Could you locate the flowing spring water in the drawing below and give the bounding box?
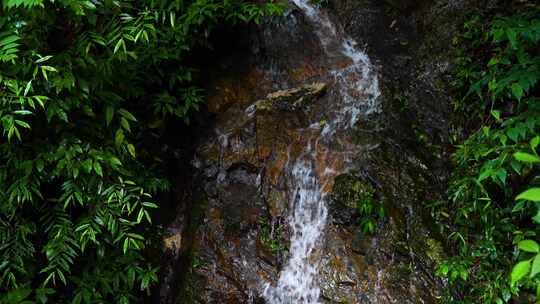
[262,1,381,303]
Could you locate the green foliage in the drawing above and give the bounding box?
[432,7,540,303]
[332,174,385,234]
[0,0,282,302]
[258,216,287,254]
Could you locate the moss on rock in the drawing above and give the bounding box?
[254,82,327,113]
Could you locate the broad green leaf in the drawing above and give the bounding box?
[108,156,122,166]
[532,136,540,150]
[511,259,531,285]
[511,159,522,174]
[511,83,523,101]
[127,144,136,158]
[534,210,540,224]
[81,159,93,173]
[495,168,507,184]
[518,240,540,253]
[531,254,540,278]
[478,169,492,182]
[120,117,130,132]
[83,0,96,9]
[93,162,103,177]
[115,129,125,147]
[499,134,508,146]
[118,108,137,121]
[507,128,519,143]
[513,200,525,212]
[514,152,540,163]
[516,188,540,202]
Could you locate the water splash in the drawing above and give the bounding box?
[263,1,380,303]
[264,156,328,304]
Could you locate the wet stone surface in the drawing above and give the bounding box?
[154,0,484,302]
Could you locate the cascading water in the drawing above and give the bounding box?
[262,1,381,303]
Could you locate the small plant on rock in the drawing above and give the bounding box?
[332,174,385,234]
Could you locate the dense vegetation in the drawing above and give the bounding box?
[2,0,539,302]
[0,0,281,302]
[432,5,540,303]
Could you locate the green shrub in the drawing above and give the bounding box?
[434,7,540,303]
[0,0,282,302]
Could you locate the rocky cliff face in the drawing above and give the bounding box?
[158,1,484,303]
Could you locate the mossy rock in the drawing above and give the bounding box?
[330,174,380,226]
[331,173,375,209]
[424,237,444,265]
[351,230,372,255]
[254,82,327,114]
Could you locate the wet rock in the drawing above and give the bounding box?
[254,82,327,113]
[319,218,442,304]
[158,0,479,301]
[162,232,183,256]
[189,79,329,302]
[319,227,366,304]
[265,189,288,218]
[351,231,371,255]
[206,69,268,114]
[329,173,378,226]
[198,81,328,174]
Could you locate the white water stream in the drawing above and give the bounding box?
[262,1,381,303]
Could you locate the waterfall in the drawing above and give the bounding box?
[262,1,381,303]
